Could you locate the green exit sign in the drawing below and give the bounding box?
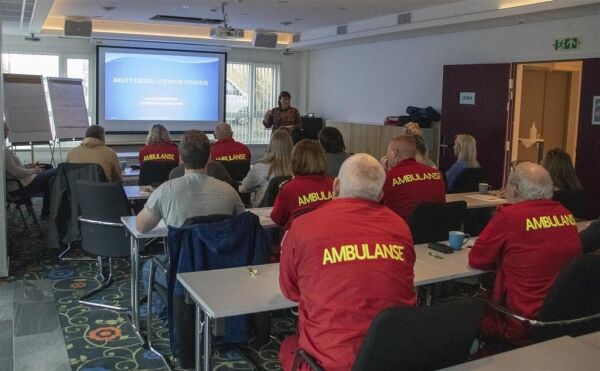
[554,37,580,51]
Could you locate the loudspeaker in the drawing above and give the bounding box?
[253,31,278,48]
[64,18,92,37]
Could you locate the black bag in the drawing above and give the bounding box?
[406,106,441,121]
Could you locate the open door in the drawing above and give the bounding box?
[575,58,600,218]
[440,64,512,189]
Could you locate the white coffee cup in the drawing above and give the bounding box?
[478,183,491,194]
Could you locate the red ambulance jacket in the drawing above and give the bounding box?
[382,158,446,220]
[138,143,179,164]
[279,198,416,371]
[270,175,334,230]
[469,200,581,339]
[210,137,251,162]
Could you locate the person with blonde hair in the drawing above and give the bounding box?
[271,139,334,230]
[240,129,293,207]
[445,134,480,192]
[138,124,179,165]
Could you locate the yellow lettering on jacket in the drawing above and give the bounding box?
[525,214,576,231]
[297,191,333,206]
[392,172,441,187]
[322,243,405,265]
[143,153,175,161]
[215,154,247,161]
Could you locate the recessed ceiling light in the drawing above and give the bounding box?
[102,6,116,11]
[182,5,190,9]
[281,21,292,26]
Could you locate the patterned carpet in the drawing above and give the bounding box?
[3,200,297,370]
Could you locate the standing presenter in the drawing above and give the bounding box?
[263,91,303,132]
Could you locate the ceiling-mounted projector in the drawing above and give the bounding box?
[210,26,244,39]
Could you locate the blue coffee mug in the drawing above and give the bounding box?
[448,231,470,250]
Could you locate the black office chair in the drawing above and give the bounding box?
[258,175,292,207]
[293,298,485,371]
[449,168,485,193]
[486,254,600,343]
[408,201,467,244]
[139,161,178,187]
[75,180,132,311]
[146,214,231,370]
[552,189,587,220]
[217,159,251,182]
[6,178,41,232]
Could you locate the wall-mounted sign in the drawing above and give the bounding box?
[554,37,580,51]
[459,92,475,105]
[593,96,600,125]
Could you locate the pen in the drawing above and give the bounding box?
[428,252,444,259]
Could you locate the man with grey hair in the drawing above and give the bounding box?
[279,153,416,370]
[469,162,581,344]
[210,122,251,162]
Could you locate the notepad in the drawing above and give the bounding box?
[466,194,504,202]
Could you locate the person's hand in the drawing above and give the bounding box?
[380,155,391,171]
[31,165,43,174]
[264,109,273,121]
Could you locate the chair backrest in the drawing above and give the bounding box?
[75,180,131,258]
[449,167,485,193]
[534,254,600,340]
[167,211,272,368]
[408,201,467,244]
[217,159,250,182]
[258,175,292,207]
[183,214,231,226]
[552,189,587,219]
[47,162,107,248]
[139,161,178,186]
[352,298,485,371]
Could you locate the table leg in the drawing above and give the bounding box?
[204,313,212,371]
[129,234,145,344]
[196,304,202,371]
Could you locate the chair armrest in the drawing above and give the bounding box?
[78,217,124,228]
[292,349,324,371]
[484,299,600,327]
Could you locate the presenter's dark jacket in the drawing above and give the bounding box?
[263,107,303,130]
[382,158,446,220]
[469,200,581,342]
[270,175,333,230]
[139,143,179,164]
[580,219,600,254]
[279,198,416,371]
[210,137,251,162]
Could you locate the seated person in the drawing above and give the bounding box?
[270,139,334,230]
[445,134,480,192]
[66,125,122,182]
[469,162,581,344]
[541,148,582,192]
[239,129,293,207]
[381,135,446,220]
[318,126,350,177]
[138,124,179,165]
[211,122,251,162]
[4,125,57,216]
[279,153,416,371]
[137,130,245,316]
[411,134,437,168]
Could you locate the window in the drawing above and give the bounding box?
[67,58,90,113]
[227,62,280,144]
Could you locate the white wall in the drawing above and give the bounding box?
[306,14,600,124]
[1,35,303,119]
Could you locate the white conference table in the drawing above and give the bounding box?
[177,241,486,371]
[442,336,600,370]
